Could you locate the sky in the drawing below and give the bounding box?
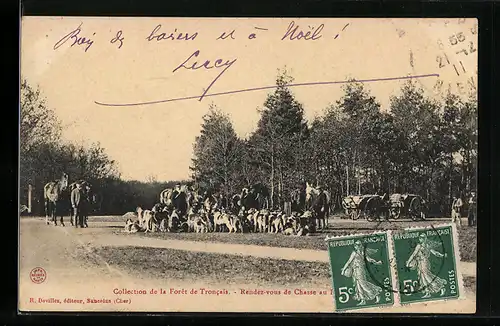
[21,17,477,182]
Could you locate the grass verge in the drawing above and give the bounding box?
[121,225,476,262]
[80,245,476,293]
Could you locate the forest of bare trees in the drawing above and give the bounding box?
[190,71,477,215]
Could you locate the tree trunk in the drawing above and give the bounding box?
[346,165,350,195]
[270,147,275,210]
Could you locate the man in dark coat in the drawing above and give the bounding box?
[467,190,477,227]
[71,183,84,228]
[312,185,329,230]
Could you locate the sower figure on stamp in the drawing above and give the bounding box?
[451,192,463,227]
[341,240,383,306]
[406,233,447,299]
[71,183,84,228]
[467,190,477,227]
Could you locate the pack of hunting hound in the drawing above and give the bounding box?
[122,183,428,236]
[40,174,428,235]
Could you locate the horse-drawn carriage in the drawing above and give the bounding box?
[342,193,426,221]
[342,195,378,220]
[388,193,427,221]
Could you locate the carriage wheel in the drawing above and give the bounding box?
[366,211,378,222]
[365,207,378,222]
[364,197,380,222]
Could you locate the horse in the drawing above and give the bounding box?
[159,188,173,207]
[305,182,330,231]
[44,173,69,226]
[240,183,270,211]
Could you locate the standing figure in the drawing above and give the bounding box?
[467,190,477,227]
[71,183,84,228]
[80,182,91,228]
[451,193,463,227]
[43,173,69,226]
[341,240,383,306]
[405,233,447,299]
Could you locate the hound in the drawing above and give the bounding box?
[202,212,214,232]
[142,209,156,233]
[228,215,243,233]
[168,209,182,232]
[296,225,310,236]
[256,210,270,233]
[159,218,168,232]
[123,218,142,233]
[136,207,145,227]
[193,216,208,233]
[270,213,284,234]
[251,210,261,232]
[213,211,233,232]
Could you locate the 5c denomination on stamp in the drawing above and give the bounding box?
[392,224,462,304]
[326,232,395,311]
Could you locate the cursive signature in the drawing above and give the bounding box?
[172,50,237,101]
[53,23,94,52]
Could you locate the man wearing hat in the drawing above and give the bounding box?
[467,190,477,227]
[71,182,84,228]
[313,185,329,230]
[451,192,463,227]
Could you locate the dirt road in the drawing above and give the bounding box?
[19,218,476,313]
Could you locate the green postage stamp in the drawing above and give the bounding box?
[326,232,395,311]
[392,224,464,305]
[326,223,464,311]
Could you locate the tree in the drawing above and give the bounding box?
[247,69,309,208]
[19,78,120,214]
[190,105,245,198]
[336,81,384,194]
[20,78,61,155]
[389,80,461,213]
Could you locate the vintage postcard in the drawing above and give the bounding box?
[19,17,477,313]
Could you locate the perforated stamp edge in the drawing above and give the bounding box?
[325,230,399,311]
[389,222,466,306]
